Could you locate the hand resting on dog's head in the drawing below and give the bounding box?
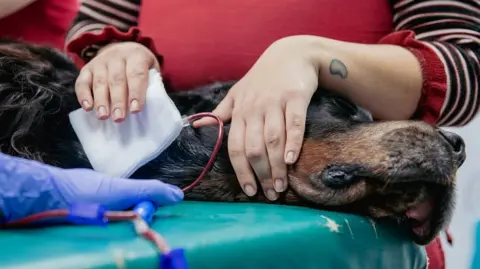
[0,38,466,245]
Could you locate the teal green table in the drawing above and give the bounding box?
[0,202,427,269]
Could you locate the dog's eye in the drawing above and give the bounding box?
[334,98,358,115]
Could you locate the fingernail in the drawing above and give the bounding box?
[274,179,285,192]
[130,99,140,113]
[82,100,90,110]
[266,189,278,201]
[97,106,107,119]
[243,184,256,196]
[286,151,295,164]
[113,108,123,121]
[168,185,184,199]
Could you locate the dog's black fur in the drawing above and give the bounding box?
[0,39,466,245]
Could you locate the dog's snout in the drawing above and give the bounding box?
[439,130,465,153]
[438,130,466,165]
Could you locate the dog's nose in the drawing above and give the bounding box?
[438,129,466,165]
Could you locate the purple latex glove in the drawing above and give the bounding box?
[0,152,184,223]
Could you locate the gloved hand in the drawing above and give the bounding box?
[0,152,184,223]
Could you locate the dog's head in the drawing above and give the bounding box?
[289,92,465,245]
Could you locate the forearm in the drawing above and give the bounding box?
[302,36,423,121]
[0,0,37,19]
[304,0,480,125]
[380,0,479,126]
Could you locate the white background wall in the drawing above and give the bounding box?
[443,117,480,269]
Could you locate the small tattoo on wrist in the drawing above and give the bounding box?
[329,59,348,79]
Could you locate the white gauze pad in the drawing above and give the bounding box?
[68,69,184,178]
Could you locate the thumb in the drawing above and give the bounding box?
[106,178,184,210]
[193,95,234,128]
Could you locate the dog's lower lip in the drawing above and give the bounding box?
[406,197,434,222]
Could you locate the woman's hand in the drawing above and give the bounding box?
[195,34,424,201]
[195,36,322,201]
[75,42,160,122]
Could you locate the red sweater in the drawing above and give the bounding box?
[0,0,78,50]
[65,1,480,268]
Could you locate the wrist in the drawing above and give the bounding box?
[96,42,119,56]
[278,36,344,96]
[95,42,160,70]
[274,35,331,70]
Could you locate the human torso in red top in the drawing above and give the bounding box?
[0,0,78,50]
[139,2,445,267]
[139,0,393,91]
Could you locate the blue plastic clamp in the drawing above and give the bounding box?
[67,203,107,226]
[133,201,156,224]
[159,248,189,269]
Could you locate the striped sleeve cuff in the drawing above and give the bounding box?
[66,26,162,66]
[426,41,480,126]
[65,0,142,63]
[388,0,480,126]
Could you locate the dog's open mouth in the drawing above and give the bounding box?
[367,182,453,245]
[405,196,435,242]
[402,184,454,245]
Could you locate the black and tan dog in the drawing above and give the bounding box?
[0,39,466,245]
